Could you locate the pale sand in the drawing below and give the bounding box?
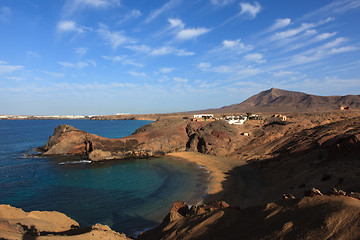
[167,152,246,197]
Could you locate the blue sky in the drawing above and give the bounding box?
[0,0,360,115]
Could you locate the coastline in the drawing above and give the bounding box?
[166,152,246,204]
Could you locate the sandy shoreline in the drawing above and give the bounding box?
[167,152,247,203]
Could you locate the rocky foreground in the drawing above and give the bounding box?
[3,110,360,239]
[2,189,360,240]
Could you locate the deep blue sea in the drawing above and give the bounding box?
[0,120,208,236]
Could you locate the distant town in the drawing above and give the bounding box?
[0,115,92,120]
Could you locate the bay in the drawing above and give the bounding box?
[0,119,208,236]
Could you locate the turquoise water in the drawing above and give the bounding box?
[0,120,208,236]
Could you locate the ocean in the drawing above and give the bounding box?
[0,119,208,236]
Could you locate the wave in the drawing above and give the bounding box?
[58,160,92,165]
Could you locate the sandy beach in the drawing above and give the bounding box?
[167,152,265,207]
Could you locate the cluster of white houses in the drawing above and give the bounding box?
[192,113,260,125]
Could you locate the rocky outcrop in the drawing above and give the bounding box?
[38,124,145,161]
[138,194,360,240]
[185,120,249,156]
[38,119,195,161]
[0,205,130,240]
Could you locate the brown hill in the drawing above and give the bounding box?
[200,88,360,113]
[138,195,360,240]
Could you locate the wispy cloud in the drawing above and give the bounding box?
[268,18,291,32]
[209,38,253,57]
[126,44,194,56]
[118,9,142,24]
[159,67,174,73]
[128,71,146,77]
[270,23,315,41]
[211,0,235,7]
[58,60,96,68]
[289,38,357,65]
[102,55,143,67]
[302,0,360,20]
[0,62,23,75]
[177,28,210,40]
[42,71,65,78]
[26,51,41,59]
[0,6,11,22]
[57,20,89,33]
[63,0,121,17]
[239,2,261,19]
[145,0,181,23]
[168,18,211,41]
[97,23,135,49]
[244,53,266,63]
[74,47,88,57]
[173,77,188,83]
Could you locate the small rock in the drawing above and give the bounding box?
[348,192,360,200]
[328,188,346,196]
[304,188,323,197]
[282,194,296,200]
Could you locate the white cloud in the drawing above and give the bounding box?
[159,67,174,73]
[177,28,210,40]
[126,44,194,56]
[168,18,185,29]
[151,46,174,56]
[0,62,24,75]
[244,53,265,63]
[211,0,235,6]
[168,18,210,41]
[272,71,294,78]
[26,51,41,58]
[102,55,143,67]
[128,71,146,77]
[173,77,188,83]
[239,2,261,19]
[289,38,358,65]
[57,20,87,33]
[97,23,135,49]
[118,9,142,24]
[0,6,11,22]
[58,61,75,68]
[175,49,195,56]
[314,32,337,41]
[198,62,211,70]
[268,18,291,31]
[43,71,65,78]
[145,0,181,23]
[58,60,96,68]
[74,47,88,57]
[219,38,253,52]
[302,0,360,20]
[63,0,121,17]
[126,44,151,53]
[270,23,315,41]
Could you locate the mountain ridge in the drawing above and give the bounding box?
[198,88,360,113]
